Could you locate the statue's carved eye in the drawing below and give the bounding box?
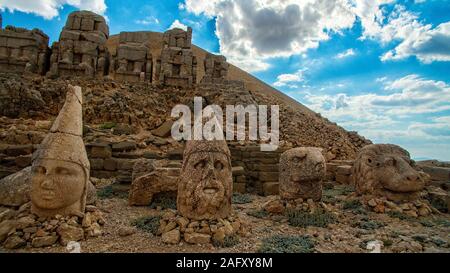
[55,167,70,175]
[194,159,206,170]
[214,160,224,170]
[33,166,46,175]
[315,163,323,171]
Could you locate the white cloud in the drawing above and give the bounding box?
[168,19,188,31]
[0,0,107,20]
[335,48,355,59]
[182,0,356,72]
[381,21,450,63]
[273,69,306,88]
[295,75,450,159]
[135,16,159,26]
[181,0,450,69]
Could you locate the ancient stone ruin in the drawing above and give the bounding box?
[177,139,233,220]
[202,53,228,83]
[0,25,49,75]
[351,144,428,202]
[110,32,152,82]
[156,27,197,87]
[279,147,325,201]
[30,85,89,218]
[47,11,109,78]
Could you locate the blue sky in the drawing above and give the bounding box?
[1,0,450,160]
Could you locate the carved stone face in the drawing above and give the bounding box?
[177,142,232,220]
[279,147,325,201]
[351,144,428,201]
[30,159,86,212]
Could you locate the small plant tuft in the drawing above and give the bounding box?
[132,215,161,235]
[247,209,269,219]
[356,220,384,230]
[100,122,117,129]
[285,209,336,228]
[232,193,253,204]
[258,235,315,253]
[213,234,240,248]
[149,194,177,210]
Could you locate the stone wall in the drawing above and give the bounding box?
[325,160,354,184]
[228,143,287,196]
[201,53,228,84]
[156,27,197,88]
[0,26,49,75]
[47,11,109,78]
[110,32,152,82]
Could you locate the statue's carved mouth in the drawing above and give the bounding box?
[203,187,219,194]
[41,190,55,200]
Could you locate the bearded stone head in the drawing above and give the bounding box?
[279,147,325,201]
[177,140,232,220]
[351,144,428,202]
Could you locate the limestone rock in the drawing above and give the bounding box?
[0,220,17,243]
[57,223,84,246]
[0,166,31,206]
[31,235,58,247]
[3,235,26,249]
[118,226,136,237]
[184,232,211,244]
[162,229,180,244]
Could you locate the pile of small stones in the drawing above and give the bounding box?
[263,196,332,214]
[0,203,105,249]
[158,209,249,245]
[364,197,433,217]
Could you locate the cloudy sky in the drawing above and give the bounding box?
[1,0,449,160]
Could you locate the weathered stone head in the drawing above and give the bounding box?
[30,85,89,217]
[177,140,232,220]
[279,147,325,201]
[351,144,428,201]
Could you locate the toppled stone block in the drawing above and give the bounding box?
[0,25,50,74]
[201,53,228,83]
[110,31,152,82]
[47,11,109,78]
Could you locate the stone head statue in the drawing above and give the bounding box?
[30,85,89,217]
[351,144,428,201]
[279,147,325,201]
[177,139,232,220]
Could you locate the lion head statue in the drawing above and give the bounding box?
[350,144,429,202]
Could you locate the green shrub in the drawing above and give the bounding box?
[356,220,384,230]
[387,211,413,221]
[97,185,114,199]
[149,194,177,210]
[213,234,240,248]
[97,185,128,199]
[247,210,269,218]
[100,122,117,129]
[132,215,161,235]
[285,209,336,228]
[382,239,393,247]
[343,199,363,210]
[427,197,448,213]
[323,185,354,200]
[258,235,315,253]
[232,193,253,204]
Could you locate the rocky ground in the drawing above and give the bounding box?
[2,182,448,253]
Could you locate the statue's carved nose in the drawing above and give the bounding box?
[406,174,419,182]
